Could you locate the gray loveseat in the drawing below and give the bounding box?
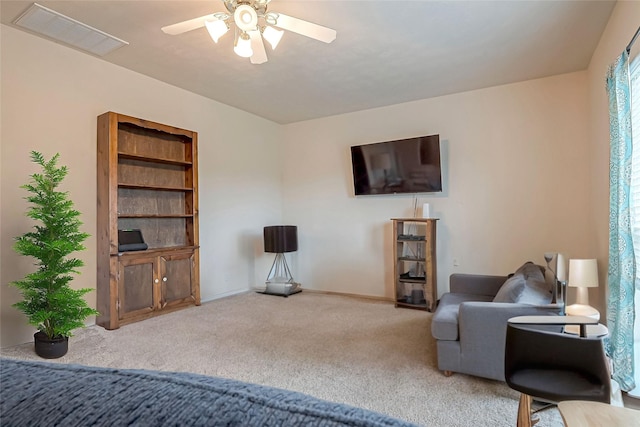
[431,262,562,381]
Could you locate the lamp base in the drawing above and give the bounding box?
[564,304,601,335]
[259,281,302,297]
[565,304,599,320]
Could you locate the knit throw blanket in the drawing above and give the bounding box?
[0,358,417,427]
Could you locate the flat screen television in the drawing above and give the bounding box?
[350,134,442,196]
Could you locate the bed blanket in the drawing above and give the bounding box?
[0,358,417,427]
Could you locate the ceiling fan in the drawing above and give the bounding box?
[161,0,337,64]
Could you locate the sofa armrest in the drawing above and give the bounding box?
[460,302,562,334]
[457,302,562,381]
[449,274,508,297]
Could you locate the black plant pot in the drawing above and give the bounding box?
[34,331,68,359]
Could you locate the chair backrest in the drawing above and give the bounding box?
[504,324,611,404]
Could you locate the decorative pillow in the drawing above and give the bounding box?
[543,268,558,300]
[493,273,525,303]
[514,261,552,305]
[514,261,546,282]
[493,262,552,304]
[518,277,553,305]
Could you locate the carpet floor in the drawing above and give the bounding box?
[0,291,564,426]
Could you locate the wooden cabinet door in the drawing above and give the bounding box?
[160,251,196,309]
[118,255,158,321]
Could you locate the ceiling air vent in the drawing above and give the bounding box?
[13,3,128,56]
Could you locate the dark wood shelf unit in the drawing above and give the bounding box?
[118,183,195,191]
[118,152,193,166]
[97,112,200,330]
[398,278,426,284]
[391,218,438,312]
[117,245,199,257]
[118,214,194,219]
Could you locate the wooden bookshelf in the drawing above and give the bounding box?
[391,218,438,312]
[96,112,200,329]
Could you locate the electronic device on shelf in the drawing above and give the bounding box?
[118,229,148,252]
[397,234,426,241]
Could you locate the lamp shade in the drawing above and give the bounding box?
[264,225,297,253]
[263,26,283,50]
[568,259,599,288]
[205,19,229,43]
[556,253,566,281]
[234,32,253,58]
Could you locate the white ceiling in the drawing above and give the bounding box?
[1,1,616,124]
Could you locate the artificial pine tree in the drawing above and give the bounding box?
[10,151,99,344]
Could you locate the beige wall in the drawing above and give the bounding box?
[0,25,284,347]
[281,72,591,299]
[587,0,640,317]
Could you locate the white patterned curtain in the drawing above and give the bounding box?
[606,49,636,392]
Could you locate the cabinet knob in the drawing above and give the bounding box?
[163,277,168,282]
[154,278,159,284]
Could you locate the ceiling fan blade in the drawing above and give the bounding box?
[270,13,336,43]
[161,14,217,35]
[249,30,268,64]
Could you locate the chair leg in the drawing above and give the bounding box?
[443,370,453,377]
[517,394,532,427]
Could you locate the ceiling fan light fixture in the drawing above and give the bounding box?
[264,12,278,26]
[234,5,258,32]
[234,31,253,58]
[262,26,283,50]
[163,0,337,64]
[205,19,229,43]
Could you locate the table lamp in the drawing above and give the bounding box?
[565,259,600,320]
[262,225,302,297]
[544,252,567,311]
